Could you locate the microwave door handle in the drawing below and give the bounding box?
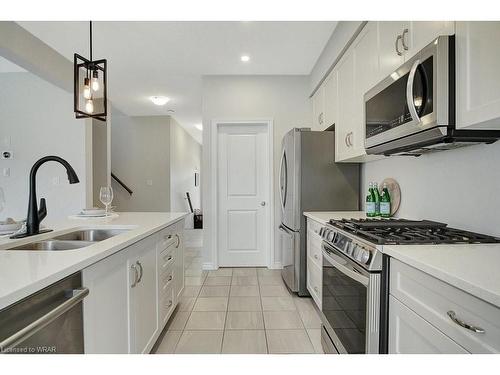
[406,59,421,124]
[322,245,369,286]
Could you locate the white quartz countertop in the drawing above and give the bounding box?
[0,212,188,310]
[303,211,367,224]
[382,243,500,309]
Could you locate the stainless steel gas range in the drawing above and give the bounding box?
[318,218,500,354]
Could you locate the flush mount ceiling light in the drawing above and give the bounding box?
[150,96,170,106]
[195,124,203,131]
[240,55,250,62]
[74,21,107,121]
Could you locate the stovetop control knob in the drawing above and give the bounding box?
[360,249,371,264]
[327,231,335,242]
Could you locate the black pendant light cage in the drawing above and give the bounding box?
[74,22,107,121]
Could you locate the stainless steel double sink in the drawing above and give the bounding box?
[6,229,130,251]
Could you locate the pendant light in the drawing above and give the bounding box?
[74,21,107,121]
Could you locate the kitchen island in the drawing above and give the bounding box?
[0,212,188,310]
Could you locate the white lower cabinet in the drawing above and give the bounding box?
[306,218,322,309]
[128,237,158,354]
[389,295,468,354]
[389,258,500,354]
[82,219,185,353]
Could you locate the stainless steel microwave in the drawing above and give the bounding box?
[364,35,500,156]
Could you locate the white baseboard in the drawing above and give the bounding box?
[269,262,282,270]
[202,262,217,271]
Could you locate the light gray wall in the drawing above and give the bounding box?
[202,75,311,269]
[309,21,364,94]
[0,72,86,223]
[111,111,171,212]
[92,118,109,207]
[170,116,202,226]
[361,142,500,237]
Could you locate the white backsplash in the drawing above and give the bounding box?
[361,140,500,237]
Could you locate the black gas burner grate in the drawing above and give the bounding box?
[329,218,500,245]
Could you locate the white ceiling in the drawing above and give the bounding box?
[17,21,337,143]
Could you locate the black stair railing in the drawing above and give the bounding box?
[111,172,133,195]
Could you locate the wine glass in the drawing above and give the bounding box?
[99,186,114,216]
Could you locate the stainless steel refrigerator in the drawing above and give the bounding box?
[279,128,359,296]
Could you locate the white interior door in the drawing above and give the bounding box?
[218,123,270,267]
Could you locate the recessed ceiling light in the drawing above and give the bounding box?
[195,124,203,131]
[240,55,250,62]
[150,96,170,106]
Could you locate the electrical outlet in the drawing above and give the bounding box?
[146,179,153,186]
[3,168,10,177]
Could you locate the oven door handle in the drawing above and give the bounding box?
[322,244,369,287]
[406,59,421,124]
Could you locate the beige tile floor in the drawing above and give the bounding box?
[154,232,324,354]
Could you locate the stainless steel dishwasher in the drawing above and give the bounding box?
[0,272,88,354]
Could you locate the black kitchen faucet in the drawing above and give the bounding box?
[10,156,80,239]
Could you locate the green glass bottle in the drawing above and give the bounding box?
[366,182,376,217]
[373,182,381,217]
[380,182,391,218]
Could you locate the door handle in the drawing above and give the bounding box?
[260,201,266,207]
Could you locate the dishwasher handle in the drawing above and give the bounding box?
[0,287,89,353]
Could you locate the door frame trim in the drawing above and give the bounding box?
[210,119,274,269]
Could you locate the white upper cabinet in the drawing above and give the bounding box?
[323,69,338,129]
[378,21,454,80]
[406,22,455,59]
[456,22,500,129]
[336,22,384,162]
[378,21,407,79]
[311,85,325,131]
[314,21,463,162]
[336,50,356,162]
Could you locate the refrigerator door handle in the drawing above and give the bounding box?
[279,223,292,235]
[279,149,287,214]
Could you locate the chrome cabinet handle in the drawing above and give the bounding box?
[131,264,139,287]
[136,261,143,284]
[345,132,353,147]
[175,234,180,248]
[0,287,89,353]
[318,112,324,125]
[447,311,485,333]
[164,255,173,263]
[401,28,409,51]
[395,35,403,56]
